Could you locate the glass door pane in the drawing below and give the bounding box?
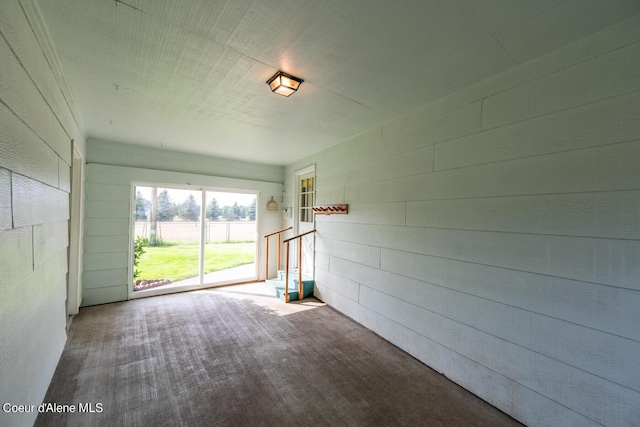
[133,186,202,292]
[203,191,257,285]
[299,176,314,223]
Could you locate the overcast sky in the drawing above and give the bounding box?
[135,186,256,207]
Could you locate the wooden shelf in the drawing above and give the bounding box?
[312,204,348,215]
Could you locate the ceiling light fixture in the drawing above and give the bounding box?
[266,71,303,97]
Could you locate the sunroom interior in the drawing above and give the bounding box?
[1,0,639,426]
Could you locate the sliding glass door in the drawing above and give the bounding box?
[202,191,256,285]
[132,185,257,295]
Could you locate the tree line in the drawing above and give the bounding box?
[135,190,256,221]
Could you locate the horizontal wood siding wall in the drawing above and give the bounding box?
[285,16,640,427]
[83,144,284,306]
[0,1,85,426]
[88,138,284,184]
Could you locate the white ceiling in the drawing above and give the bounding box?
[36,0,640,166]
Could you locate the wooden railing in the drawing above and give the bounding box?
[263,226,292,281]
[282,229,316,303]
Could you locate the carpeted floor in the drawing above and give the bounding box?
[35,283,522,426]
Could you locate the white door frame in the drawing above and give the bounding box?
[293,165,315,276]
[67,144,84,316]
[293,165,315,235]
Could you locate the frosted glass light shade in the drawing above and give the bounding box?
[266,71,303,97]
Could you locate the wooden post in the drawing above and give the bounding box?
[265,237,269,281]
[277,234,282,273]
[285,242,290,303]
[298,237,303,300]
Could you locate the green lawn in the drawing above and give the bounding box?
[137,242,255,281]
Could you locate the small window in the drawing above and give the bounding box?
[299,175,314,223]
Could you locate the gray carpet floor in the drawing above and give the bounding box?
[35,283,522,426]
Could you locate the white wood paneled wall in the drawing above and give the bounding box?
[0,1,85,426]
[285,16,640,427]
[88,138,285,184]
[83,143,284,306]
